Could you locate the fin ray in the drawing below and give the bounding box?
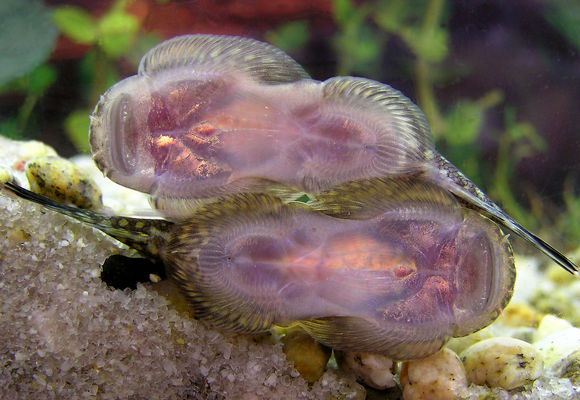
[429,157,579,275]
[309,175,461,220]
[164,192,292,333]
[1,182,172,258]
[299,317,449,360]
[138,34,310,84]
[321,76,435,173]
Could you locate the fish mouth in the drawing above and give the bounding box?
[107,93,136,176]
[89,75,147,187]
[89,92,136,181]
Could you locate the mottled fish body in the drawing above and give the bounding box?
[2,181,514,359]
[89,35,432,213]
[88,34,577,274]
[4,33,574,361]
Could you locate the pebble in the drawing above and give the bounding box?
[499,302,543,328]
[533,314,573,342]
[551,350,580,385]
[531,280,580,327]
[445,326,494,355]
[320,371,367,400]
[281,327,331,383]
[534,327,580,368]
[0,166,18,185]
[460,337,544,390]
[400,348,468,400]
[335,350,396,390]
[25,155,102,210]
[507,327,537,343]
[546,263,578,285]
[19,140,57,160]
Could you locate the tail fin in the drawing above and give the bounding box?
[2,182,173,258]
[430,156,579,275]
[493,214,578,275]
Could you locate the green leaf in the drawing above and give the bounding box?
[265,20,310,52]
[294,194,310,203]
[0,118,21,139]
[52,6,97,44]
[97,9,140,58]
[333,0,357,27]
[374,0,409,32]
[401,26,448,62]
[26,64,57,96]
[504,108,546,149]
[125,33,163,67]
[444,100,484,146]
[546,0,580,51]
[334,21,382,75]
[0,0,58,86]
[0,63,56,95]
[64,110,91,153]
[79,49,120,100]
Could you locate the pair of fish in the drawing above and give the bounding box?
[3,34,577,360]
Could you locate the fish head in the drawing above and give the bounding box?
[89,69,239,198]
[88,34,312,213]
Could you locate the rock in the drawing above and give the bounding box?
[460,337,544,390]
[335,350,396,390]
[445,326,495,355]
[317,370,367,400]
[531,280,580,327]
[546,263,578,285]
[0,138,365,399]
[507,327,537,343]
[0,166,18,184]
[534,314,573,342]
[499,302,543,328]
[25,155,103,210]
[400,348,468,400]
[551,350,580,385]
[534,327,580,368]
[17,140,58,160]
[282,327,332,383]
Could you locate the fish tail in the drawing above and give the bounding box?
[2,182,172,258]
[506,219,578,275]
[431,156,578,275]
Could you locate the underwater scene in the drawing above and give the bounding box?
[0,0,579,399]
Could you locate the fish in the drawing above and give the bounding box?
[89,35,432,212]
[1,180,514,360]
[88,34,578,274]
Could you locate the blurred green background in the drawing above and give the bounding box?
[1,0,579,253]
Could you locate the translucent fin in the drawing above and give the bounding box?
[428,156,579,275]
[138,34,311,84]
[163,192,291,333]
[151,178,304,218]
[479,205,578,275]
[309,175,460,220]
[176,274,278,334]
[321,76,435,168]
[299,317,450,360]
[1,182,172,258]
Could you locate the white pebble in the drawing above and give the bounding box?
[534,327,580,368]
[335,351,396,390]
[400,348,468,400]
[445,326,495,355]
[460,337,544,390]
[533,314,573,342]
